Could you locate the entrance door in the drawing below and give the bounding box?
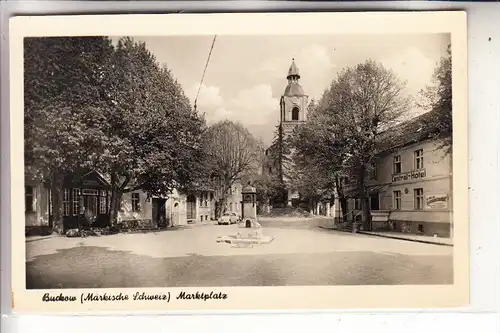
[172,202,180,226]
[83,195,98,215]
[186,195,196,220]
[152,198,167,228]
[370,194,380,211]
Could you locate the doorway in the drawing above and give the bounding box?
[83,195,98,216]
[152,198,167,228]
[186,194,196,221]
[370,193,380,211]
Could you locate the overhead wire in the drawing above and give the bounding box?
[194,35,217,113]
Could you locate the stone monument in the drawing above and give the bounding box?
[216,182,274,247]
[241,183,257,228]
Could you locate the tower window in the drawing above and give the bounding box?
[291,107,299,121]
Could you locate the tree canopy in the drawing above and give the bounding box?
[201,120,262,217]
[24,36,207,229]
[417,45,452,155]
[292,60,412,227]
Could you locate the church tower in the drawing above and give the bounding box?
[276,59,309,206]
[279,59,309,136]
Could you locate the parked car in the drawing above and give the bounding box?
[217,212,240,225]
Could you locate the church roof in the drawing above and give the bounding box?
[284,82,305,97]
[287,59,300,79]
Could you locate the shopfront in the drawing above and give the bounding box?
[61,170,111,230]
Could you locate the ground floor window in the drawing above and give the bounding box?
[25,186,34,212]
[63,188,70,216]
[131,193,140,212]
[72,188,80,215]
[393,190,402,210]
[354,198,362,210]
[414,188,424,210]
[99,196,107,214]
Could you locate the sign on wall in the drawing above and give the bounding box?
[392,169,426,182]
[425,194,448,209]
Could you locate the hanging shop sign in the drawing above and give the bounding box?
[392,169,426,183]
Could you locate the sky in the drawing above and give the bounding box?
[128,34,450,145]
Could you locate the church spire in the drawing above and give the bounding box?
[287,58,300,80]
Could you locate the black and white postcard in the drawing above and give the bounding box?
[9,12,468,313]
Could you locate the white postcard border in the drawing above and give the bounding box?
[9,11,468,313]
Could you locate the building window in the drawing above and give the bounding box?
[203,193,208,207]
[229,202,233,211]
[414,149,424,170]
[414,188,424,210]
[393,155,402,174]
[291,106,299,120]
[131,193,140,212]
[63,188,70,216]
[72,188,80,216]
[25,186,34,212]
[343,176,349,185]
[354,198,362,210]
[99,196,107,214]
[393,190,402,210]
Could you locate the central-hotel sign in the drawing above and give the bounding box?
[392,169,426,182]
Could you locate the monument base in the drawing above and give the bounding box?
[216,234,274,247]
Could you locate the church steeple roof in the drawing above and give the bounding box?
[287,58,300,79]
[284,58,305,97]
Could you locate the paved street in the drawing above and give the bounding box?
[26,218,453,289]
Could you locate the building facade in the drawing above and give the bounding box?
[25,170,215,234]
[370,138,452,237]
[224,182,243,217]
[340,111,453,237]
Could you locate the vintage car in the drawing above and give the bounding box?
[217,212,240,225]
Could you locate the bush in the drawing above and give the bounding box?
[25,226,53,237]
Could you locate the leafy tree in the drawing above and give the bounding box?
[95,37,207,224]
[25,36,207,230]
[294,60,411,230]
[262,126,288,205]
[24,37,115,232]
[417,45,452,155]
[202,120,261,218]
[290,104,346,215]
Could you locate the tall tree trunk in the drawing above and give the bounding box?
[108,173,123,226]
[362,196,371,231]
[334,175,347,219]
[50,169,64,234]
[48,187,53,229]
[358,164,371,231]
[340,197,347,220]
